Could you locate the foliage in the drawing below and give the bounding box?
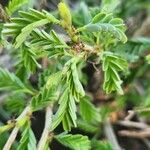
[101,0,120,13]
[80,96,101,122]
[6,0,29,15]
[31,86,57,111]
[78,12,127,47]
[17,123,36,150]
[30,29,67,58]
[101,52,128,94]
[3,94,26,115]
[0,0,150,150]
[3,8,59,48]
[146,54,150,64]
[55,133,91,150]
[91,140,113,150]
[21,45,41,73]
[0,67,32,94]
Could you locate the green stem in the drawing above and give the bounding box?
[135,108,150,113]
[77,26,86,32]
[23,88,36,95]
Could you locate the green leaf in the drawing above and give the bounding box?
[4,94,26,115]
[77,119,98,134]
[72,2,92,27]
[15,19,49,48]
[22,46,41,73]
[91,140,113,150]
[17,125,36,150]
[146,54,150,64]
[55,133,91,150]
[79,2,91,24]
[101,0,120,13]
[30,29,67,58]
[80,96,101,123]
[3,9,59,48]
[113,38,150,62]
[71,61,85,97]
[46,71,62,89]
[0,67,31,93]
[31,86,57,111]
[43,10,60,23]
[51,57,85,131]
[52,88,77,131]
[6,0,28,15]
[62,95,77,131]
[65,57,85,100]
[51,88,69,130]
[92,13,106,24]
[101,52,128,94]
[78,13,127,43]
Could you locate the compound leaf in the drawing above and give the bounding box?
[55,133,91,150]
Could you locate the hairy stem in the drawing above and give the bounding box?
[3,127,19,150]
[3,106,31,150]
[37,105,53,150]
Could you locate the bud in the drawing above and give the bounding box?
[58,2,72,28]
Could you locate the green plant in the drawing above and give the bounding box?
[1,0,150,150]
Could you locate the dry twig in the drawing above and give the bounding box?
[117,120,150,130]
[124,110,135,121]
[119,130,150,138]
[104,120,122,150]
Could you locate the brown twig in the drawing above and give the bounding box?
[119,110,150,148]
[137,114,150,149]
[117,120,150,130]
[119,130,150,138]
[124,110,135,121]
[87,60,99,72]
[104,120,122,150]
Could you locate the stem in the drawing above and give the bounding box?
[104,120,122,150]
[77,26,86,32]
[3,106,31,150]
[96,32,100,45]
[117,120,150,130]
[3,127,19,150]
[124,110,135,120]
[37,105,53,150]
[119,130,150,138]
[24,88,35,95]
[136,108,150,113]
